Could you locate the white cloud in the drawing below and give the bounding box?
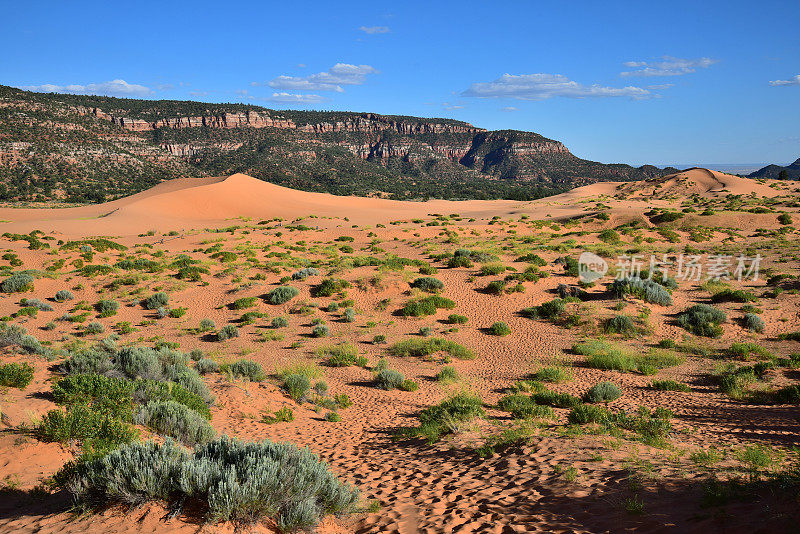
[268,92,328,104]
[501,106,518,112]
[620,56,717,77]
[20,79,153,97]
[442,102,464,110]
[155,83,175,91]
[769,74,800,86]
[359,25,390,34]
[258,63,379,92]
[647,83,675,90]
[462,73,651,100]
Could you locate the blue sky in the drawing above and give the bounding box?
[2,0,798,166]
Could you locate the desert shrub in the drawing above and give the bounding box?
[725,342,773,361]
[229,359,266,381]
[84,322,105,335]
[484,280,507,295]
[267,286,299,305]
[20,298,53,311]
[388,337,473,360]
[217,324,239,341]
[263,406,295,423]
[292,267,320,280]
[650,211,684,224]
[610,277,672,306]
[309,324,329,338]
[447,255,473,268]
[714,364,757,400]
[575,340,682,374]
[604,315,636,336]
[314,278,349,298]
[488,321,511,336]
[411,277,444,293]
[400,379,419,392]
[95,299,119,317]
[677,304,727,337]
[436,366,459,383]
[597,229,621,244]
[479,263,506,276]
[532,390,582,408]
[195,359,220,375]
[447,314,468,324]
[316,343,359,367]
[55,289,75,302]
[282,374,311,401]
[711,289,757,303]
[567,404,610,425]
[516,253,548,266]
[1,272,34,293]
[61,436,359,529]
[743,313,765,333]
[198,318,216,332]
[36,404,138,450]
[325,411,341,422]
[650,380,691,392]
[142,292,169,310]
[343,308,356,323]
[773,385,800,404]
[413,393,485,443]
[399,295,455,317]
[232,296,258,310]
[0,362,35,389]
[135,400,215,446]
[271,316,289,328]
[375,369,405,390]
[532,365,572,383]
[521,298,565,320]
[584,381,622,403]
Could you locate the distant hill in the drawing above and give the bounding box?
[748,158,800,180]
[0,85,677,203]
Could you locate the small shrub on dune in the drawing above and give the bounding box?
[291,267,320,280]
[216,324,239,341]
[282,374,311,402]
[266,286,299,305]
[725,342,773,361]
[21,298,53,311]
[436,365,459,383]
[36,404,138,449]
[388,337,474,360]
[604,315,636,336]
[714,364,756,400]
[84,322,105,335]
[1,272,34,293]
[448,255,473,268]
[95,299,119,318]
[375,369,405,390]
[263,406,294,423]
[448,314,468,325]
[484,280,507,295]
[575,340,682,374]
[231,296,258,310]
[411,277,444,293]
[677,304,726,338]
[611,277,672,306]
[412,392,485,443]
[271,316,289,328]
[400,295,456,317]
[325,411,342,422]
[316,343,360,367]
[311,324,330,338]
[711,289,757,304]
[134,400,215,446]
[0,362,35,389]
[55,289,74,302]
[584,381,622,403]
[229,359,266,381]
[568,404,610,425]
[314,278,349,298]
[496,394,554,419]
[195,358,219,375]
[532,365,573,383]
[479,263,506,276]
[343,308,356,323]
[198,318,216,332]
[532,390,582,408]
[488,322,511,336]
[142,292,169,310]
[521,298,566,321]
[743,313,765,333]
[60,436,359,530]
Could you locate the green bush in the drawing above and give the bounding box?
[198,318,216,332]
[95,299,119,317]
[343,308,356,323]
[604,315,636,336]
[375,369,405,390]
[283,373,311,401]
[488,321,511,336]
[55,289,74,302]
[134,400,215,446]
[217,324,239,341]
[677,304,727,337]
[311,324,330,338]
[568,404,609,424]
[743,313,765,333]
[711,289,757,303]
[325,411,342,422]
[584,381,622,403]
[411,277,444,293]
[650,380,691,392]
[266,286,299,304]
[36,404,138,450]
[575,340,683,374]
[229,359,266,381]
[195,359,219,375]
[0,362,35,389]
[400,295,456,317]
[610,277,672,306]
[496,394,554,419]
[84,322,105,335]
[479,263,506,276]
[726,342,773,361]
[532,390,582,408]
[521,298,565,321]
[447,314,468,324]
[1,272,34,293]
[413,393,485,443]
[231,296,258,310]
[436,366,458,383]
[62,436,359,529]
[142,292,169,310]
[532,365,572,383]
[271,316,289,328]
[316,343,358,367]
[388,337,473,360]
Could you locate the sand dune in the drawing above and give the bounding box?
[612,167,781,199]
